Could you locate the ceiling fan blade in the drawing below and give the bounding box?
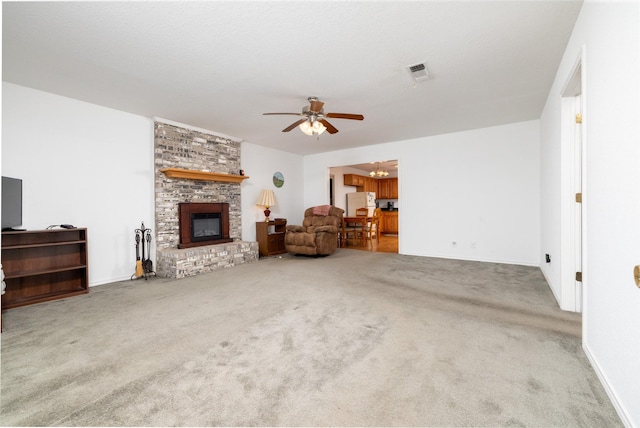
[263,112,304,116]
[325,113,364,120]
[319,119,339,134]
[282,119,307,132]
[309,100,324,113]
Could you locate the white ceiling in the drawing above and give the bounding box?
[2,1,582,156]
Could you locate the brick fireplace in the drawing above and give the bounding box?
[153,120,258,278]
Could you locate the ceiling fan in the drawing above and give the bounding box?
[263,96,364,135]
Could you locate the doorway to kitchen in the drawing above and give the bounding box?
[329,160,399,254]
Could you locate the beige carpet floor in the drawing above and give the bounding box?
[0,250,621,426]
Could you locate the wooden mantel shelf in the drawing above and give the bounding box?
[161,168,249,183]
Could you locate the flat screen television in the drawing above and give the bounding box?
[2,176,23,231]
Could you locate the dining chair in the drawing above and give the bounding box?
[344,207,367,246]
[355,207,368,217]
[364,208,381,245]
[341,224,358,247]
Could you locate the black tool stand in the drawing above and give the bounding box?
[131,222,156,280]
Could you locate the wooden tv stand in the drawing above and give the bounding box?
[1,228,89,309]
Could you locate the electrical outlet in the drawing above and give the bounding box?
[471,242,476,249]
[452,241,457,247]
[545,254,551,263]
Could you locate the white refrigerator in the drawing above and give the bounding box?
[346,192,376,216]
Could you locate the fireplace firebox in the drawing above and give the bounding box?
[178,202,232,248]
[191,213,221,241]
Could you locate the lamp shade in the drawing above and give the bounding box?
[256,189,276,208]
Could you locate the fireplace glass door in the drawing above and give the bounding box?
[191,213,221,242]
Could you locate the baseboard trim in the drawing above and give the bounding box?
[540,268,563,309]
[90,275,135,287]
[399,251,539,267]
[583,343,633,427]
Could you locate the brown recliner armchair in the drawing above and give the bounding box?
[285,205,344,256]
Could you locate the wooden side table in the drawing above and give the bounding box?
[256,219,287,257]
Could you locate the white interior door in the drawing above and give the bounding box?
[574,95,583,312]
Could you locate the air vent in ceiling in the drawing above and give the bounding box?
[406,62,430,82]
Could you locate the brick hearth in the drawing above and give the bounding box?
[156,241,257,279]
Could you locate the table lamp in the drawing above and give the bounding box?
[256,189,276,221]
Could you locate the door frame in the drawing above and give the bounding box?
[560,49,586,313]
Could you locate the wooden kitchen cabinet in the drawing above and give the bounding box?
[344,174,378,194]
[345,174,396,199]
[378,179,390,199]
[388,177,398,198]
[378,178,398,199]
[344,174,365,187]
[380,211,399,234]
[364,177,377,194]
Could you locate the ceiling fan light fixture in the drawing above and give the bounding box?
[264,97,362,136]
[299,120,326,136]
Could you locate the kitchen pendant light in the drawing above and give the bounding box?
[369,163,389,177]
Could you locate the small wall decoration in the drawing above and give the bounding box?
[273,171,284,188]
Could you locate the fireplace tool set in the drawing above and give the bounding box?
[131,222,156,280]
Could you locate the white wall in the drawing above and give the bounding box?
[2,82,154,285]
[305,120,540,266]
[540,1,640,425]
[240,142,304,238]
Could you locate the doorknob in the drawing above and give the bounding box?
[634,265,640,288]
